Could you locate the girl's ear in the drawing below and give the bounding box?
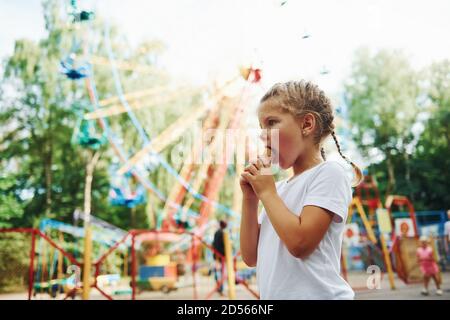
[301,113,316,135]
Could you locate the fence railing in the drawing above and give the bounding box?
[0,228,258,300]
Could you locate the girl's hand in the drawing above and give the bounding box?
[240,173,258,201]
[241,156,276,200]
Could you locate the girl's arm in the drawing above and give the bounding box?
[241,159,340,260]
[239,195,260,267]
[259,190,333,259]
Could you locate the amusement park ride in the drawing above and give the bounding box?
[344,173,431,289]
[16,0,272,300]
[3,0,447,301]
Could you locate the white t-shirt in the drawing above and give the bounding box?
[256,161,354,300]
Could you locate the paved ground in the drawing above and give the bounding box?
[352,271,450,300]
[1,272,449,300]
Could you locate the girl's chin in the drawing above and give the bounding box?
[277,159,290,170]
[277,157,296,170]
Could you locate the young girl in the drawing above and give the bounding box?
[239,80,362,300]
[417,236,443,296]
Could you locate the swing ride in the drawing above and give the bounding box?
[3,0,425,300]
[342,172,426,289]
[43,0,270,299]
[32,217,129,299]
[42,0,353,299]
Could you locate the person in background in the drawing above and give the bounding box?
[417,235,443,296]
[212,220,227,296]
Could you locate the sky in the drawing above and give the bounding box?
[1,0,449,167]
[1,0,449,93]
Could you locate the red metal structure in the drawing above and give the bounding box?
[385,195,419,238]
[384,195,420,284]
[0,228,258,300]
[127,229,258,300]
[354,175,383,225]
[0,228,81,300]
[196,70,260,231]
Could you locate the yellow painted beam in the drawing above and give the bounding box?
[353,197,378,244]
[84,92,188,120]
[159,103,222,222]
[99,86,168,107]
[117,81,241,176]
[82,224,92,300]
[180,102,236,219]
[223,230,236,300]
[117,103,211,175]
[380,232,396,290]
[57,231,64,279]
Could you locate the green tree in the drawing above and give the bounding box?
[0,0,204,230]
[409,60,450,210]
[345,48,421,197]
[1,1,88,225]
[0,233,30,293]
[0,175,25,228]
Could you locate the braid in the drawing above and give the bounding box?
[320,147,326,161]
[331,131,363,187]
[331,131,349,163]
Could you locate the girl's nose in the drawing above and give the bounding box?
[259,129,269,144]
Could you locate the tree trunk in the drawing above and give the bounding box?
[131,206,136,229]
[83,150,101,218]
[82,150,100,300]
[404,151,413,202]
[386,153,396,198]
[44,106,53,217]
[44,152,52,217]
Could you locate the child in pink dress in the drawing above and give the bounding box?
[417,236,443,296]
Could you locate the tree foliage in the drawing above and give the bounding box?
[346,48,449,209]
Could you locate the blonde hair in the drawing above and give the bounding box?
[261,80,363,187]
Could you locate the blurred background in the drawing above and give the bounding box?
[0,0,449,300]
